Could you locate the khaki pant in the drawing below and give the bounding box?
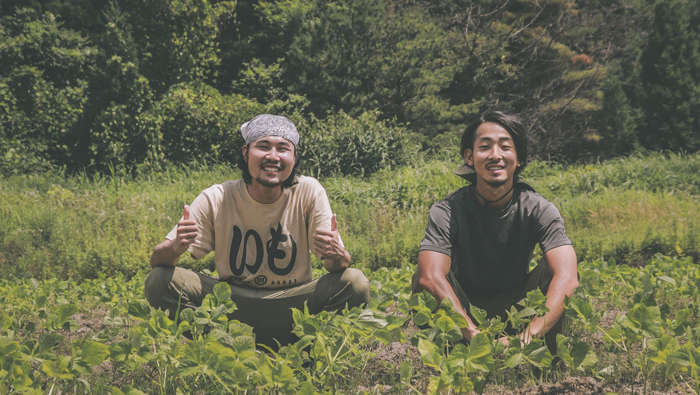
[413,263,564,354]
[145,266,370,348]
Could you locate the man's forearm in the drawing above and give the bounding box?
[150,239,182,268]
[416,275,480,341]
[324,249,351,272]
[416,250,481,341]
[520,245,579,342]
[523,271,578,340]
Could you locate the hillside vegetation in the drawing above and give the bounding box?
[2,0,700,176]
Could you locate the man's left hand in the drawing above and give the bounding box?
[497,333,530,355]
[497,336,511,354]
[313,214,346,261]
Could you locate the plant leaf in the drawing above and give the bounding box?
[418,338,443,371]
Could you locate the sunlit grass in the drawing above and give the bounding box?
[1,152,699,280]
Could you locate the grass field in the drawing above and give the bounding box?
[1,152,699,394]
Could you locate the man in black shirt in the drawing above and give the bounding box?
[413,111,578,353]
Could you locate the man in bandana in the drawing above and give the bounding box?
[145,114,370,347]
[413,111,578,354]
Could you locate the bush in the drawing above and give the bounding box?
[0,66,89,175]
[138,82,266,167]
[0,10,95,175]
[299,111,418,178]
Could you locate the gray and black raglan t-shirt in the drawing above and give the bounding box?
[420,181,572,297]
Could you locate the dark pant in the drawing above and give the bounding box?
[413,263,564,355]
[145,266,370,348]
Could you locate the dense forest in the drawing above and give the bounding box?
[1,0,700,177]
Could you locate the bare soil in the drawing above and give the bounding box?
[482,376,687,395]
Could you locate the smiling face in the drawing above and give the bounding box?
[464,122,520,189]
[243,136,296,189]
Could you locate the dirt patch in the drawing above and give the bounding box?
[376,341,415,364]
[483,377,603,395]
[75,309,108,331]
[481,376,688,395]
[62,308,114,343]
[357,384,394,394]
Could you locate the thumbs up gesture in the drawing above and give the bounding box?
[313,214,345,262]
[173,205,199,255]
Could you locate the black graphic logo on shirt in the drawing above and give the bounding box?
[229,223,297,277]
[254,275,267,285]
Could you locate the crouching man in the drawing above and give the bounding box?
[145,114,370,347]
[413,111,578,353]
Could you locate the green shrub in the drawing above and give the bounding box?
[299,111,419,178]
[0,10,95,175]
[0,66,89,175]
[138,82,266,167]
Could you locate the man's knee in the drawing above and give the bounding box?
[144,266,177,308]
[340,267,371,306]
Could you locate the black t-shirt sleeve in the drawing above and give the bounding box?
[536,202,572,253]
[420,201,454,256]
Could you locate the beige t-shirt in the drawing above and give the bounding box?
[166,176,337,289]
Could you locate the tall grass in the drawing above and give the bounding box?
[523,152,700,264]
[0,163,237,279]
[525,151,700,197]
[1,152,698,280]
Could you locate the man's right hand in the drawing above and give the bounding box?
[173,205,198,255]
[464,326,482,343]
[415,250,481,342]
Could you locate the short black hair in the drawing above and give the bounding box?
[459,110,529,182]
[236,144,303,188]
